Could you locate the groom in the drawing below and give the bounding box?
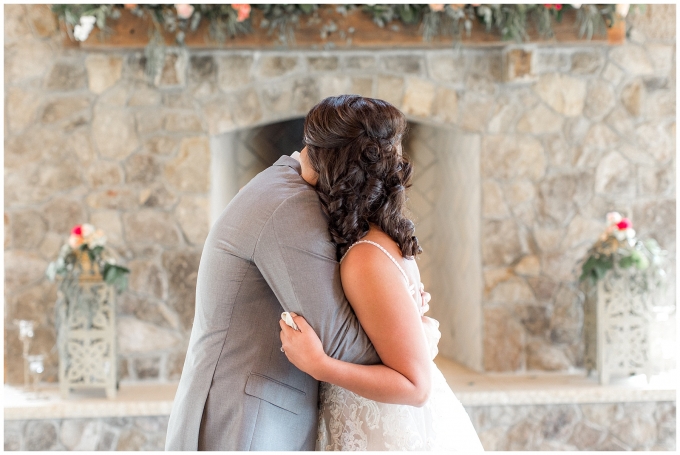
[165,153,382,450]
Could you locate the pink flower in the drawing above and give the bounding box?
[175,4,194,19]
[429,4,445,12]
[71,225,83,236]
[616,218,632,230]
[232,4,251,22]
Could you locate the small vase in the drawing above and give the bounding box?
[74,249,101,282]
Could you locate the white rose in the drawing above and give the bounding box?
[74,15,96,42]
[81,224,95,237]
[616,4,630,18]
[606,211,622,225]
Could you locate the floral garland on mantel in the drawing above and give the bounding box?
[52,4,645,79]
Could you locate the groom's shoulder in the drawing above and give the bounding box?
[231,156,322,222]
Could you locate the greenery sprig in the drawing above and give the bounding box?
[257,4,318,44]
[362,4,426,28]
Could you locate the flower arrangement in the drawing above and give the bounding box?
[46,224,130,293]
[579,212,668,290]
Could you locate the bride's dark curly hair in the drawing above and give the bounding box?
[302,94,422,261]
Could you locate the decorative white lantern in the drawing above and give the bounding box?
[56,251,118,399]
[584,262,670,384]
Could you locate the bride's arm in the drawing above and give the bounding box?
[279,244,432,407]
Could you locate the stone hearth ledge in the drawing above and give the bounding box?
[4,357,675,421]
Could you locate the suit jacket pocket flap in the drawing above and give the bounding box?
[244,373,305,415]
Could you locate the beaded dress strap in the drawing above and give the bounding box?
[340,240,412,290]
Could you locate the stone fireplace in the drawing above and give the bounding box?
[4,4,676,451]
[4,4,675,386]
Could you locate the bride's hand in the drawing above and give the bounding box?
[421,316,441,360]
[419,282,431,316]
[279,312,327,378]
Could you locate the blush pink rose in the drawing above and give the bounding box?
[232,4,251,22]
[429,4,445,11]
[71,225,83,236]
[175,4,195,19]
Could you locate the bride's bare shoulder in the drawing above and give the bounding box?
[342,227,420,290]
[339,227,421,312]
[340,228,406,276]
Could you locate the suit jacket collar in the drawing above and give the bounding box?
[274,155,302,174]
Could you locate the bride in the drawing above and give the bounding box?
[279,95,484,451]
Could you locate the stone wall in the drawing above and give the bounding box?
[4,4,676,382]
[467,400,676,451]
[4,401,675,450]
[4,416,169,451]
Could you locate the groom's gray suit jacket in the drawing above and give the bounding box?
[165,155,380,451]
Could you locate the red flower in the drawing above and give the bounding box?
[71,225,83,236]
[555,4,562,10]
[616,218,632,230]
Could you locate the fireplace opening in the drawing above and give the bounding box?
[210,117,305,223]
[211,118,483,371]
[402,122,483,371]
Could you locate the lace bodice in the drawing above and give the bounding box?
[317,364,484,451]
[318,240,485,451]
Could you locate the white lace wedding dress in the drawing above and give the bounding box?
[316,240,484,451]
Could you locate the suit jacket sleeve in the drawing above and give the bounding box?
[253,191,381,366]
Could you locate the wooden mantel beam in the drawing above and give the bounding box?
[66,7,625,50]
